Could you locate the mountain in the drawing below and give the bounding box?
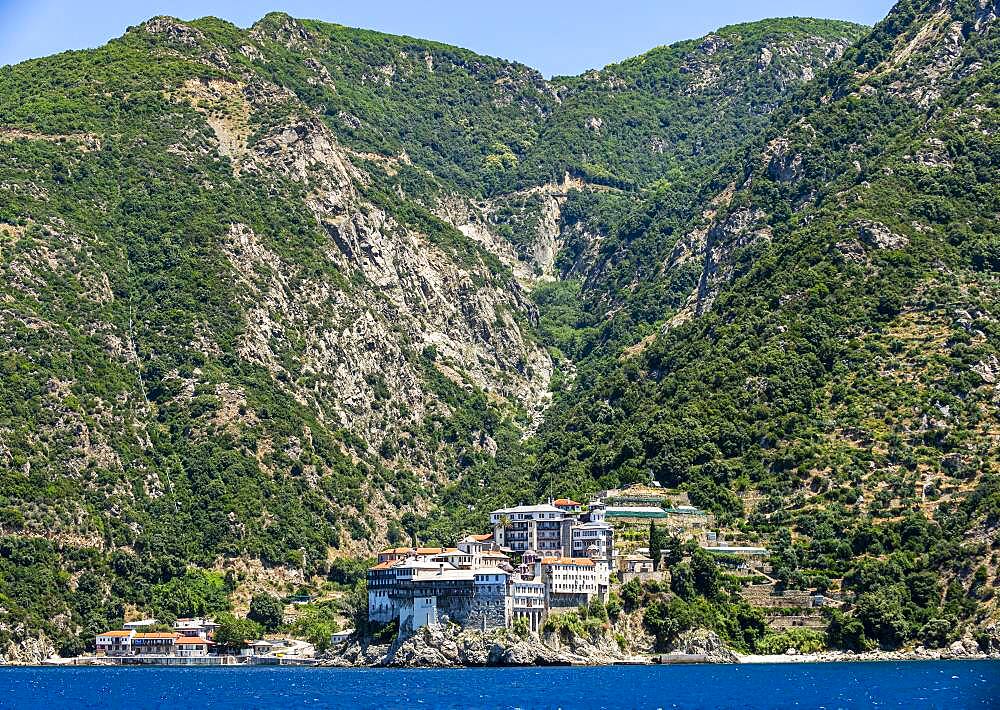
[0,2,995,657]
[527,0,1000,649]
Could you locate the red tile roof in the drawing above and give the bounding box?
[176,638,211,645]
[471,534,493,541]
[98,631,133,638]
[553,498,581,506]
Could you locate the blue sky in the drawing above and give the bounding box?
[0,0,895,76]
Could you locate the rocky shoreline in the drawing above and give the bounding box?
[740,643,1000,665]
[319,627,744,669]
[318,625,630,668]
[6,627,998,668]
[316,625,1000,669]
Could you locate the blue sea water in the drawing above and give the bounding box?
[0,661,997,709]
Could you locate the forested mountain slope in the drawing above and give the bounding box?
[2,1,996,657]
[526,0,1000,649]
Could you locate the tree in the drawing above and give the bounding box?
[213,613,263,648]
[289,602,341,652]
[771,528,798,585]
[150,570,230,622]
[400,512,419,546]
[662,534,685,569]
[855,588,909,648]
[340,579,370,632]
[690,548,720,599]
[670,562,695,600]
[328,557,371,587]
[248,594,284,631]
[621,579,643,611]
[587,597,609,622]
[918,618,953,649]
[606,592,623,621]
[648,521,663,570]
[824,608,870,652]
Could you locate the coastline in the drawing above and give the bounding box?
[3,655,1000,669]
[737,651,1000,665]
[7,627,999,669]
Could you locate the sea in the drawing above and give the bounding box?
[0,661,998,709]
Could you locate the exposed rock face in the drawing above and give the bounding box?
[974,621,1000,653]
[235,112,555,471]
[856,220,909,250]
[671,629,738,664]
[3,24,555,552]
[143,16,206,47]
[322,624,749,668]
[766,138,804,183]
[1,634,57,665]
[437,175,589,286]
[321,625,631,668]
[670,205,772,325]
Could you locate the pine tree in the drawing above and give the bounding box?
[649,520,663,570]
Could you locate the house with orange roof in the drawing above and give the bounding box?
[174,637,212,657]
[539,555,610,610]
[366,502,618,635]
[377,547,413,564]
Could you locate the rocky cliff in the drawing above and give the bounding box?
[319,624,738,668]
[3,1,997,657]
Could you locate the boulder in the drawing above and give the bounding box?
[673,629,738,664]
[856,220,909,250]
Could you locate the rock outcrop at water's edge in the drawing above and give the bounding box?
[670,629,739,664]
[318,625,746,668]
[319,624,1000,668]
[319,625,636,668]
[1,633,58,665]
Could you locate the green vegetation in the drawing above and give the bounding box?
[213,613,263,647]
[288,601,341,651]
[755,628,825,654]
[640,552,767,652]
[247,593,284,631]
[0,0,997,654]
[150,570,231,622]
[527,18,866,191]
[521,0,1000,650]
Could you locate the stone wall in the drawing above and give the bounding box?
[738,584,813,608]
[548,592,589,609]
[766,614,828,631]
[621,570,669,585]
[437,595,473,627]
[467,598,508,631]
